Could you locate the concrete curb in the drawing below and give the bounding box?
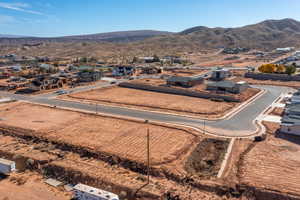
[217,138,235,178]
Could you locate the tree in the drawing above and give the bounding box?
[258,64,277,73]
[153,54,160,62]
[276,64,286,73]
[285,65,296,75]
[132,56,138,63]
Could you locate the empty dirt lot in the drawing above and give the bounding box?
[62,86,235,117]
[0,102,196,165]
[240,122,300,197]
[61,83,259,118]
[0,172,71,200]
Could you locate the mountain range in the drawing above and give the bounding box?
[1,18,300,51]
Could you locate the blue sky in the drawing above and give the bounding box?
[0,0,300,37]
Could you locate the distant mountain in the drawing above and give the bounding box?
[147,18,300,50]
[61,30,173,42]
[0,34,29,38]
[0,30,172,44]
[0,19,300,53]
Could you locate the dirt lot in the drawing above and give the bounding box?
[0,115,227,200]
[240,122,300,196]
[0,172,71,200]
[62,86,235,117]
[61,83,260,118]
[0,102,195,165]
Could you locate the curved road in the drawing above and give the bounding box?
[0,85,289,137]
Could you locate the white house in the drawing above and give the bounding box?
[73,183,119,200]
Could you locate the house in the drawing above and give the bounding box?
[280,92,300,136]
[211,68,231,81]
[139,57,154,63]
[206,80,249,94]
[167,75,204,87]
[77,71,102,82]
[140,66,163,74]
[73,183,119,200]
[29,75,64,91]
[285,104,300,115]
[276,47,294,53]
[112,66,135,76]
[280,114,300,136]
[8,65,22,72]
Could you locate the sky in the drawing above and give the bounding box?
[0,0,300,37]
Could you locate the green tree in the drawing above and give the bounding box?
[153,54,160,62]
[285,65,296,75]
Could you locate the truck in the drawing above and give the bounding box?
[0,158,16,175]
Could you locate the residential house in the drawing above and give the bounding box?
[206,80,249,94]
[77,71,102,82]
[112,66,135,76]
[167,75,204,87]
[280,114,300,136]
[211,68,231,81]
[29,75,64,91]
[280,93,300,136]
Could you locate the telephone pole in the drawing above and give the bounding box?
[135,120,150,197]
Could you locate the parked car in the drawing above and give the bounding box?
[55,90,67,95]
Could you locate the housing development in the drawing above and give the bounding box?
[1,7,300,200]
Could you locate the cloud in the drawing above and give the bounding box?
[0,15,15,24]
[0,2,44,15]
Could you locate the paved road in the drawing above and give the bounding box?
[0,85,289,137]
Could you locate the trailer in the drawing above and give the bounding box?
[73,183,119,200]
[0,158,16,174]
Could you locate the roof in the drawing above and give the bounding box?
[167,75,203,83]
[0,158,15,166]
[78,65,95,71]
[74,184,119,200]
[213,68,229,72]
[281,114,300,125]
[207,80,237,88]
[286,104,300,112]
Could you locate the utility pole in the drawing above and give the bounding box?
[95,103,98,114]
[134,120,150,197]
[146,128,150,184]
[203,119,206,134]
